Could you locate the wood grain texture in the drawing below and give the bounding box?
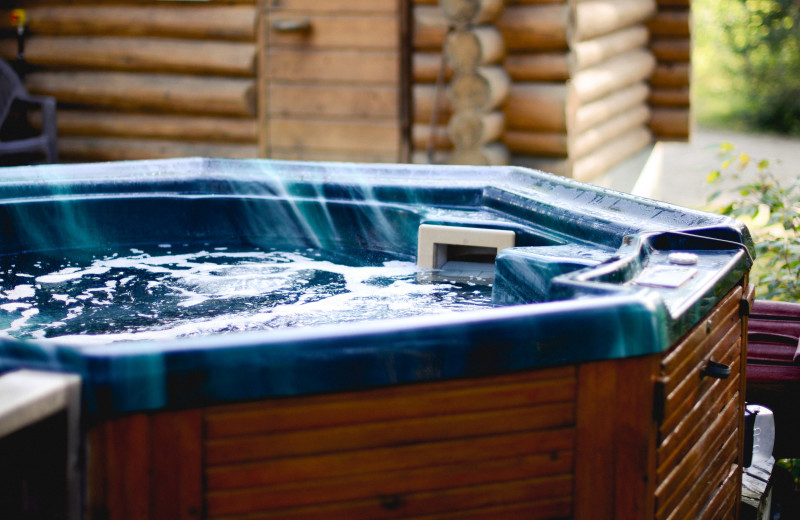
[205,368,577,518]
[39,111,258,143]
[0,6,258,41]
[88,410,204,520]
[0,36,256,76]
[58,137,258,162]
[574,353,659,520]
[25,72,256,117]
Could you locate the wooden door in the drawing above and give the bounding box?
[260,0,406,163]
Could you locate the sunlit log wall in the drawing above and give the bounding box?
[1,0,689,174]
[0,0,405,164]
[648,0,691,140]
[0,0,261,162]
[412,0,683,181]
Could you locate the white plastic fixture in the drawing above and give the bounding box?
[417,224,515,279]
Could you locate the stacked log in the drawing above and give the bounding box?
[412,0,660,181]
[648,0,691,139]
[442,1,509,166]
[564,0,657,181]
[0,3,260,162]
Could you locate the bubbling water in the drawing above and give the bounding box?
[0,245,493,345]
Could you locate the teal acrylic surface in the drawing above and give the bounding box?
[0,158,753,413]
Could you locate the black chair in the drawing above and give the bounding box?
[0,59,57,165]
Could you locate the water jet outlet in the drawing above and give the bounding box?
[417,224,515,279]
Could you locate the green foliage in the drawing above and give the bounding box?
[708,143,800,301]
[695,0,800,135]
[777,458,800,491]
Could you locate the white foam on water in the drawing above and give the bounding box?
[4,284,36,300]
[0,247,492,345]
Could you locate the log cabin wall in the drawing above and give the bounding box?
[648,0,691,140]
[0,0,261,162]
[2,0,690,175]
[0,0,405,164]
[412,0,692,181]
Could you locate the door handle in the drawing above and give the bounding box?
[271,18,312,33]
[701,359,731,379]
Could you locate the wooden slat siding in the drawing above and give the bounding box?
[661,297,742,397]
[204,369,576,519]
[210,475,572,519]
[662,326,741,417]
[262,1,402,162]
[0,6,258,41]
[373,497,572,520]
[268,15,398,50]
[39,111,258,143]
[657,369,740,481]
[207,402,575,465]
[207,451,573,516]
[661,285,743,375]
[0,37,256,77]
[658,428,739,520]
[655,400,739,518]
[58,137,259,162]
[573,353,659,520]
[205,365,575,437]
[207,432,574,515]
[207,451,574,516]
[267,49,399,84]
[207,425,575,489]
[665,441,739,520]
[658,378,740,483]
[660,337,741,437]
[653,279,747,520]
[268,85,398,119]
[697,464,740,520]
[269,119,399,153]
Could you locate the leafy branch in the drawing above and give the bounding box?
[708,142,800,301]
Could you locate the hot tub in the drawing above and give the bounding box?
[0,158,753,519]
